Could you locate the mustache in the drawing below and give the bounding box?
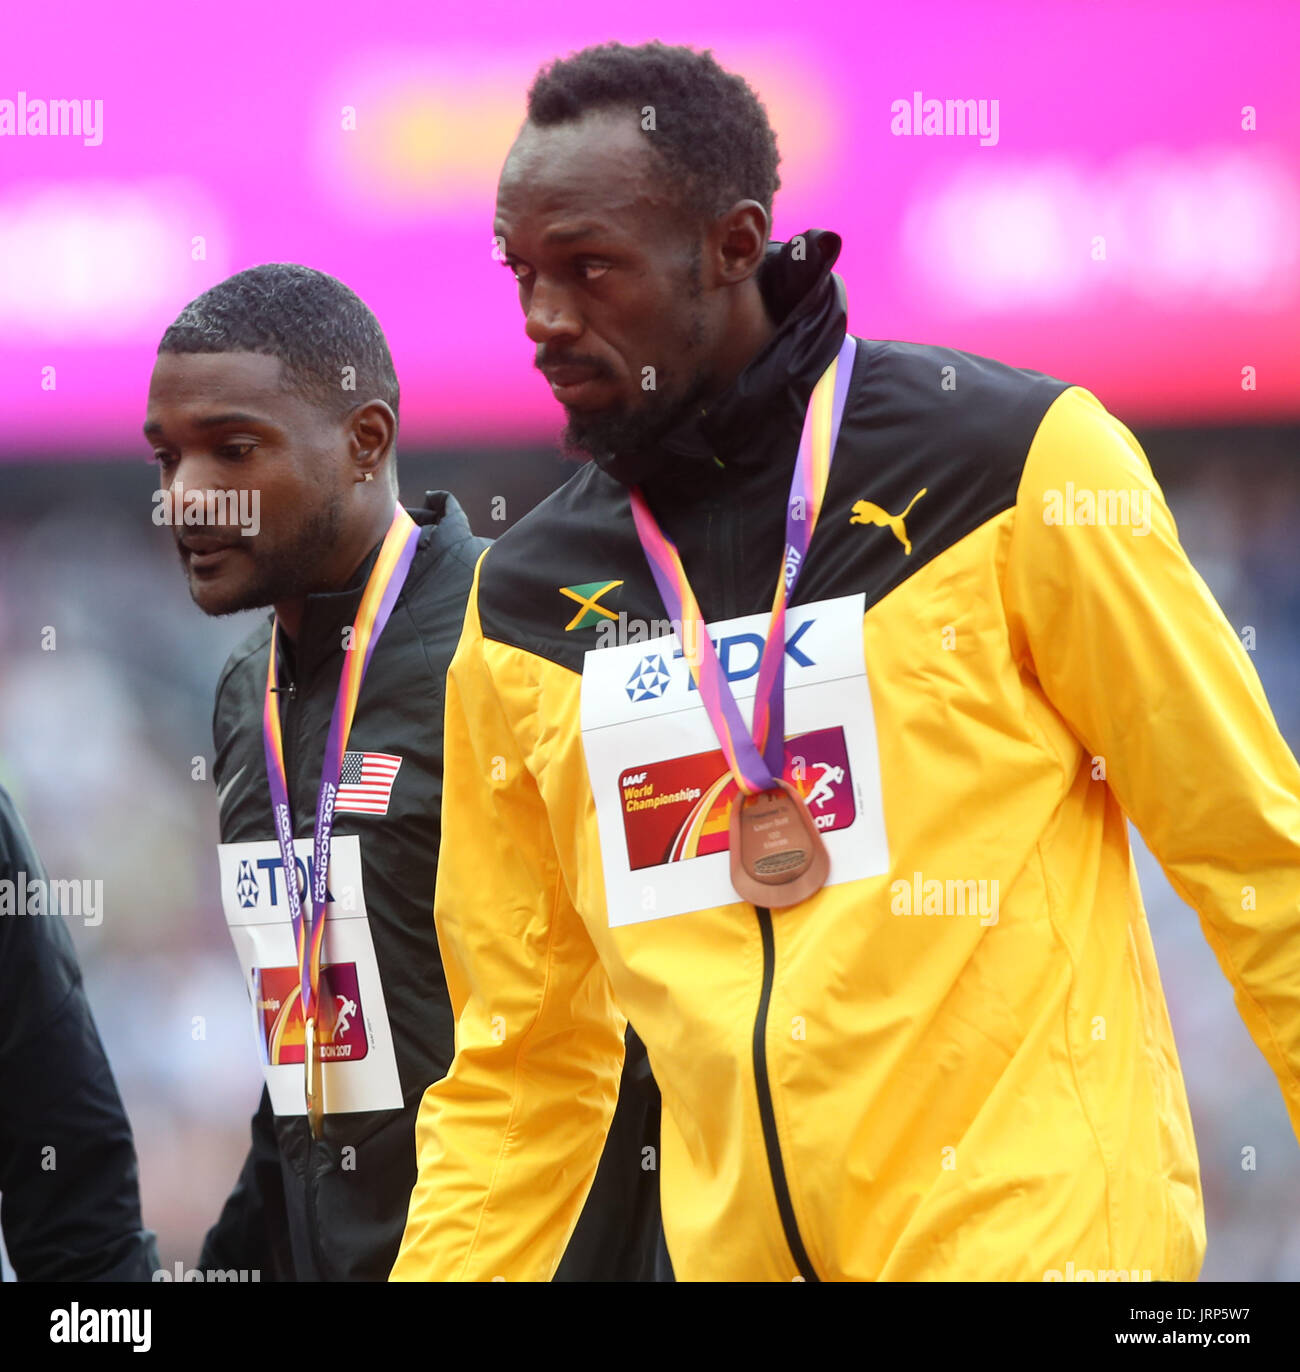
[175,533,245,551]
[534,352,613,378]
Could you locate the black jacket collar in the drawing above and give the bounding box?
[279,490,471,685]
[601,228,848,494]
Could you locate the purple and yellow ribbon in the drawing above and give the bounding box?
[630,334,856,796]
[262,503,421,1110]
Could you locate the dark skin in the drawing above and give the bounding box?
[144,352,396,639]
[495,107,776,463]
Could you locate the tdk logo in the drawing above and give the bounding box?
[233,854,336,908]
[671,620,816,693]
[623,621,819,705]
[626,653,672,702]
[236,860,259,909]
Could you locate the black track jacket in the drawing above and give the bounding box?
[201,491,668,1280]
[0,786,158,1280]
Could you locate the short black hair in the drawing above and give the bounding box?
[526,41,781,225]
[158,263,400,426]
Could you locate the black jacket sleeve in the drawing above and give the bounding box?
[197,1085,293,1280]
[553,1025,673,1282]
[0,786,159,1281]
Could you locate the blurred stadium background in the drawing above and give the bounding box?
[1,0,1297,1278]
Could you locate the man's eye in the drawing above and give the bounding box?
[152,450,177,467]
[577,261,610,281]
[504,259,532,282]
[218,443,257,459]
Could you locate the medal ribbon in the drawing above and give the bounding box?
[262,503,421,1093]
[629,334,856,795]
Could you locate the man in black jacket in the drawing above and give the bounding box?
[145,263,665,1280]
[0,786,158,1280]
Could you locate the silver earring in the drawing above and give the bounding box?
[362,472,374,483]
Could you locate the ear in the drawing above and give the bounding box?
[709,200,770,285]
[348,400,397,483]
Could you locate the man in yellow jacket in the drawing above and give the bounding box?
[392,41,1300,1282]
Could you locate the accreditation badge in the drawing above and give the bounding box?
[217,834,403,1116]
[580,592,890,926]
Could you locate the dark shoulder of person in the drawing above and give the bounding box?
[401,491,491,666]
[0,786,159,1280]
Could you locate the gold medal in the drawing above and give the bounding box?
[728,778,830,908]
[262,506,421,1152]
[304,1014,324,1139]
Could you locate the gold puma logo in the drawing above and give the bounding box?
[849,488,927,555]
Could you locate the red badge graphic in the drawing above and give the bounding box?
[619,726,855,871]
[252,962,369,1065]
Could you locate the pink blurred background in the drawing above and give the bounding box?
[2,0,1298,457]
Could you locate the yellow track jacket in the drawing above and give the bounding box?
[392,323,1300,1282]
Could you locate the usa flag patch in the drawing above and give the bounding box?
[335,751,403,816]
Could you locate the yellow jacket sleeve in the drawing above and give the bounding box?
[1003,385,1300,1140]
[390,554,626,1281]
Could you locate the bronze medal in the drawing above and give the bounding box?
[729,778,830,908]
[629,340,859,917]
[304,1014,324,1139]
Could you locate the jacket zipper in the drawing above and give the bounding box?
[710,464,816,1277]
[752,905,819,1281]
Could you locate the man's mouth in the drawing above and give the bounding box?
[540,362,610,408]
[179,533,244,572]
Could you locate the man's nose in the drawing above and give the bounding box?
[170,453,226,490]
[524,278,582,346]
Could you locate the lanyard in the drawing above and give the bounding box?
[629,334,856,796]
[261,503,421,1130]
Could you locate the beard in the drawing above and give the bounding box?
[182,489,346,617]
[559,359,712,470]
[562,283,712,481]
